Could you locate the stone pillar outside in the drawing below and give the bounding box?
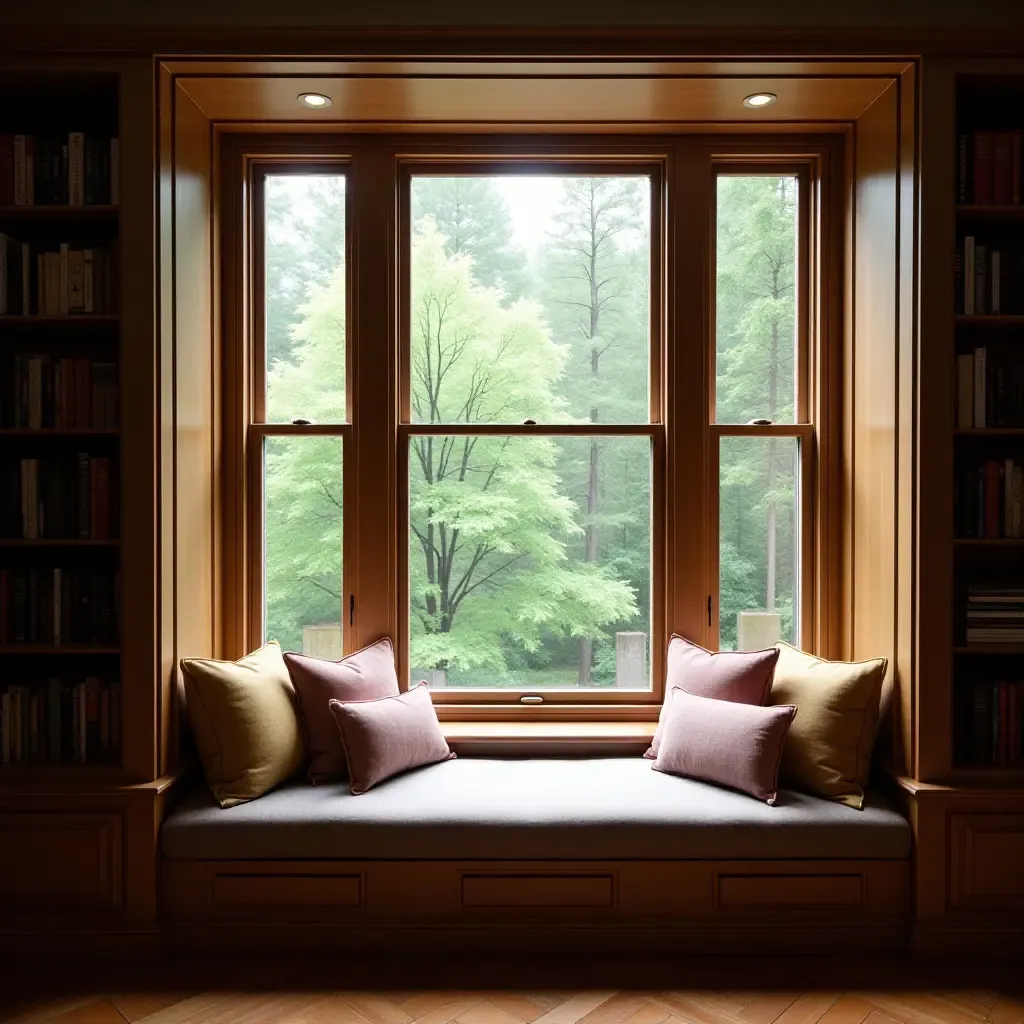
[615,631,647,688]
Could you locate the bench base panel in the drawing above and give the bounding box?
[163,857,911,954]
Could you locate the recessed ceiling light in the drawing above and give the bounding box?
[298,92,332,108]
[743,92,778,109]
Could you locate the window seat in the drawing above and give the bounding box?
[161,756,910,862]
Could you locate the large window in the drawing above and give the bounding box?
[402,172,658,695]
[231,139,834,712]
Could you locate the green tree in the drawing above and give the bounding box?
[408,219,637,677]
[540,177,650,683]
[412,177,528,301]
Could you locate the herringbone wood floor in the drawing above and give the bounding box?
[4,982,1024,1024]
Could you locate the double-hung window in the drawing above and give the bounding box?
[232,138,836,715]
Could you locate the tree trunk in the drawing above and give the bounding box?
[578,185,601,686]
[765,256,781,611]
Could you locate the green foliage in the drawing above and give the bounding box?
[411,177,528,301]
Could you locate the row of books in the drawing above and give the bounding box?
[0,568,119,645]
[955,347,1024,428]
[956,679,1024,764]
[1,456,115,541]
[0,237,116,316]
[0,678,120,765]
[954,238,1022,316]
[956,459,1024,539]
[0,134,119,207]
[0,356,118,430]
[965,584,1024,644]
[958,129,1024,206]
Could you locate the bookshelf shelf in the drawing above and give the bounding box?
[954,645,1024,655]
[0,645,119,655]
[953,315,1024,326]
[0,314,119,326]
[0,429,119,439]
[0,538,119,547]
[956,204,1024,218]
[953,538,1024,546]
[954,428,1024,437]
[0,204,119,221]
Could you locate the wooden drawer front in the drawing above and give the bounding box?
[462,874,614,908]
[213,874,362,910]
[951,813,1024,911]
[0,812,123,912]
[718,874,863,909]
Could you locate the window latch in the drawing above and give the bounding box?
[707,594,712,627]
[293,417,313,425]
[746,418,773,426]
[520,695,544,704]
[349,594,355,626]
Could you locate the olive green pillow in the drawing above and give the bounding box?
[181,642,304,808]
[769,641,887,809]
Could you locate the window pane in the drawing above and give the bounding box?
[408,434,651,689]
[718,435,801,651]
[409,175,650,425]
[264,435,343,655]
[264,174,346,424]
[715,175,798,424]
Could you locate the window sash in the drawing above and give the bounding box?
[708,160,819,652]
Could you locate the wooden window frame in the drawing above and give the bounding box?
[708,157,828,652]
[221,133,841,720]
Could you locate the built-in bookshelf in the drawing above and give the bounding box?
[952,75,1024,775]
[0,74,121,772]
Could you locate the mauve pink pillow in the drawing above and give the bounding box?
[284,638,400,784]
[652,689,797,804]
[646,635,780,759]
[329,683,455,795]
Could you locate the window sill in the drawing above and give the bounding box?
[442,720,656,757]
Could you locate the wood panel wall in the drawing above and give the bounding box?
[843,80,907,767]
[157,75,218,774]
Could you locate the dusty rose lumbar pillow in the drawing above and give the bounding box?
[284,638,400,784]
[646,635,780,759]
[329,683,455,795]
[652,688,797,804]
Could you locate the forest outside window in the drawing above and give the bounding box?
[401,170,659,696]
[711,168,814,653]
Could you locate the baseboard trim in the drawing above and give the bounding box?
[913,923,1024,959]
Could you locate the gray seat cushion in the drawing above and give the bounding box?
[162,757,910,862]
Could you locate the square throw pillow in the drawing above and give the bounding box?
[180,642,304,808]
[652,688,797,804]
[329,682,455,795]
[284,638,400,784]
[645,634,780,759]
[769,641,888,809]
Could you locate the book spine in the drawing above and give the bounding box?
[991,249,1001,315]
[0,233,7,316]
[957,353,974,430]
[13,135,26,206]
[68,249,84,313]
[1005,459,1014,538]
[986,460,1000,538]
[59,242,69,317]
[94,457,110,540]
[958,134,970,205]
[976,244,988,316]
[974,130,994,205]
[1014,130,1023,205]
[974,346,987,428]
[109,139,119,206]
[75,359,90,429]
[83,249,94,313]
[964,236,976,315]
[68,133,84,207]
[994,131,1013,205]
[954,243,964,315]
[0,134,14,206]
[76,453,90,539]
